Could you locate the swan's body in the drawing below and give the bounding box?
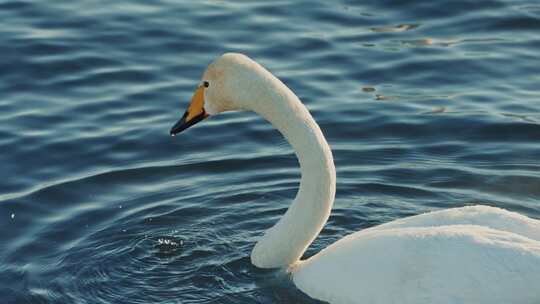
[294,206,540,303]
[170,53,540,304]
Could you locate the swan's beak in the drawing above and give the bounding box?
[170,86,209,136]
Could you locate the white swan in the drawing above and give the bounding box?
[170,53,540,304]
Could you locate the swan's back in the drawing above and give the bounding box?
[372,205,540,241]
[293,206,540,304]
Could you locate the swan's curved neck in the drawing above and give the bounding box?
[249,76,336,269]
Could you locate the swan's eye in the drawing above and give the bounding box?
[203,81,209,88]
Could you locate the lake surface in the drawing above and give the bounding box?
[1,0,540,303]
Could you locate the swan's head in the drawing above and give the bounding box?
[170,53,265,135]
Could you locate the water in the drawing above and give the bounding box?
[1,0,540,303]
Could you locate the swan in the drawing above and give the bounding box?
[170,53,540,304]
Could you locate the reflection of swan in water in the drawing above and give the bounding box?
[170,53,540,304]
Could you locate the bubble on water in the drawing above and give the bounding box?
[158,238,178,246]
[155,236,184,256]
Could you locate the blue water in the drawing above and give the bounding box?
[1,1,540,303]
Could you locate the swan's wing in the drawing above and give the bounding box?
[371,205,540,241]
[293,225,540,304]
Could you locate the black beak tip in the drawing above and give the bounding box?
[169,111,208,136]
[170,112,189,136]
[170,111,208,137]
[170,120,186,136]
